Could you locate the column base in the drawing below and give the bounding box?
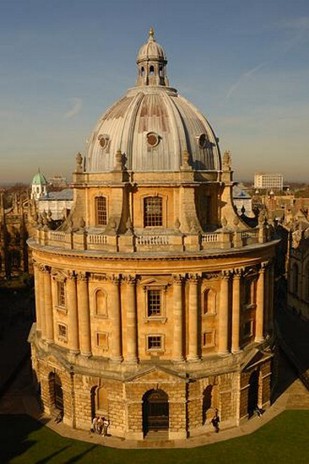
[218,350,229,356]
[255,337,265,343]
[172,356,185,363]
[186,355,200,362]
[110,356,123,364]
[81,351,92,357]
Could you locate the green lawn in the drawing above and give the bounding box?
[0,410,308,464]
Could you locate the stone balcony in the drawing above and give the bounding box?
[33,226,266,254]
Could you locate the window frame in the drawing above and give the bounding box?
[202,330,216,348]
[57,323,68,342]
[143,196,163,228]
[95,196,108,227]
[146,334,164,353]
[96,331,109,351]
[57,280,66,309]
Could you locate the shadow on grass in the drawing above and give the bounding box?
[0,414,45,463]
[0,411,309,464]
[0,414,100,464]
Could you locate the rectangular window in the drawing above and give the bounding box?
[96,332,108,350]
[58,323,67,341]
[57,281,65,307]
[144,197,163,227]
[147,289,161,317]
[202,331,215,347]
[147,335,162,351]
[96,197,107,226]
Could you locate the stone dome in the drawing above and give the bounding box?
[86,30,221,173]
[137,27,167,63]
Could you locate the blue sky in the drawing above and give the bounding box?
[1,0,309,184]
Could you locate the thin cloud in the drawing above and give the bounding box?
[64,98,82,119]
[225,62,267,102]
[276,16,309,53]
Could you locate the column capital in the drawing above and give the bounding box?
[260,261,269,270]
[40,264,51,274]
[172,274,185,284]
[221,269,232,279]
[122,274,137,285]
[108,274,121,284]
[188,273,200,283]
[234,267,245,277]
[76,272,88,282]
[67,270,76,280]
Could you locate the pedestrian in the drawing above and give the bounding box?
[102,417,109,436]
[211,409,220,433]
[91,416,98,433]
[97,416,103,434]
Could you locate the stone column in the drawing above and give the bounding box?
[77,272,91,357]
[255,263,266,342]
[172,275,184,362]
[124,275,137,362]
[218,271,230,354]
[33,262,42,333]
[109,275,122,362]
[67,272,79,354]
[43,266,54,343]
[231,270,241,353]
[187,274,199,361]
[38,265,46,339]
[268,263,274,332]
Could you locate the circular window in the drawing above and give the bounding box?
[198,133,208,149]
[147,132,160,147]
[98,134,109,149]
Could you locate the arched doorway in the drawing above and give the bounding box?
[247,370,259,417]
[49,372,64,415]
[202,385,213,424]
[142,389,169,436]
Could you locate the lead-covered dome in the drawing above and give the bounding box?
[86,29,221,173]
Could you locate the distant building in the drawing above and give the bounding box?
[31,171,73,221]
[31,171,48,201]
[49,175,68,190]
[233,184,254,217]
[254,173,283,190]
[37,189,73,221]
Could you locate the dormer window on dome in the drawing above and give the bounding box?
[136,28,169,87]
[98,134,110,150]
[146,132,160,148]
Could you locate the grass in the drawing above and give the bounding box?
[0,410,308,464]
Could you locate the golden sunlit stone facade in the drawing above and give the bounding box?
[29,30,277,441]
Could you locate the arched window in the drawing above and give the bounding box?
[144,197,163,227]
[95,289,107,316]
[96,196,107,226]
[149,65,155,75]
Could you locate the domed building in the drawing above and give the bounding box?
[29,29,277,441]
[31,170,48,201]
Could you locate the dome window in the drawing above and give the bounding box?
[98,134,109,149]
[146,132,160,148]
[198,133,209,149]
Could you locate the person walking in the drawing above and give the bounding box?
[211,409,220,433]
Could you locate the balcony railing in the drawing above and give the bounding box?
[35,225,267,254]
